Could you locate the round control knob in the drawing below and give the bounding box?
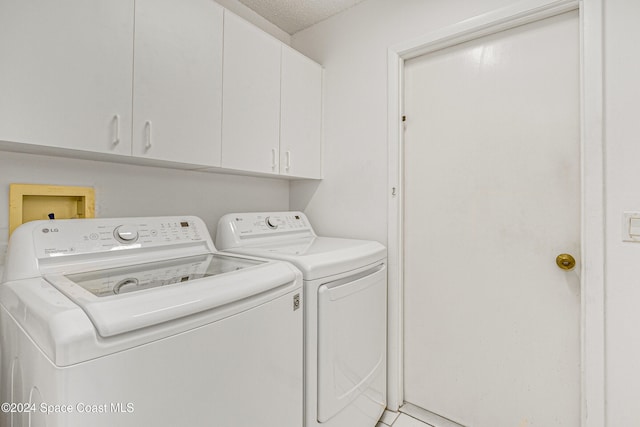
[265,217,278,229]
[114,225,139,244]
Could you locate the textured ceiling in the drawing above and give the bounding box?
[236,0,367,34]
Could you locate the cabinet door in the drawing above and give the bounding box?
[0,0,133,155]
[132,0,223,166]
[221,12,281,174]
[280,47,323,179]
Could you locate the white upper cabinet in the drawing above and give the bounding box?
[0,1,321,178]
[221,12,282,175]
[0,0,134,155]
[280,47,323,179]
[132,0,223,166]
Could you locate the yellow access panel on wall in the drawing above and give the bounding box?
[9,184,95,236]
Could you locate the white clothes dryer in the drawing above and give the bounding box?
[216,211,387,427]
[0,216,303,427]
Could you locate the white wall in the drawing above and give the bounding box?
[604,0,640,425]
[291,0,639,425]
[0,152,289,264]
[290,0,515,243]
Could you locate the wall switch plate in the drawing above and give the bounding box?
[622,212,640,242]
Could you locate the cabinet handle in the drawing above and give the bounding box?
[112,114,120,146]
[271,148,277,171]
[285,150,291,172]
[144,121,152,150]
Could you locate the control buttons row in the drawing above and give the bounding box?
[233,215,309,234]
[112,224,199,244]
[260,215,307,232]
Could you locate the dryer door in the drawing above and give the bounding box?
[316,263,387,423]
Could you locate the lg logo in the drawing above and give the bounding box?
[42,228,59,233]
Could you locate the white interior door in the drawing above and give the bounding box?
[403,11,580,427]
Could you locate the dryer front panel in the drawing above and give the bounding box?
[316,263,387,423]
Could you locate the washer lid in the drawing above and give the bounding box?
[44,254,296,337]
[223,237,386,281]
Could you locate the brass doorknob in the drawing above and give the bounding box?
[556,253,576,270]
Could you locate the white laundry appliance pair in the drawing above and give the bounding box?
[216,211,388,427]
[0,216,303,427]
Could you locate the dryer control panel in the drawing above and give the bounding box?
[216,212,315,248]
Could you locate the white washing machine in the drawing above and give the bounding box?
[216,211,387,427]
[0,216,303,427]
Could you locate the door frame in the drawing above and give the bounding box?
[386,1,605,426]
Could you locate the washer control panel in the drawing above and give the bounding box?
[33,216,210,259]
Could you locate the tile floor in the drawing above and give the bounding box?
[377,405,464,427]
[393,414,433,427]
[377,411,433,427]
